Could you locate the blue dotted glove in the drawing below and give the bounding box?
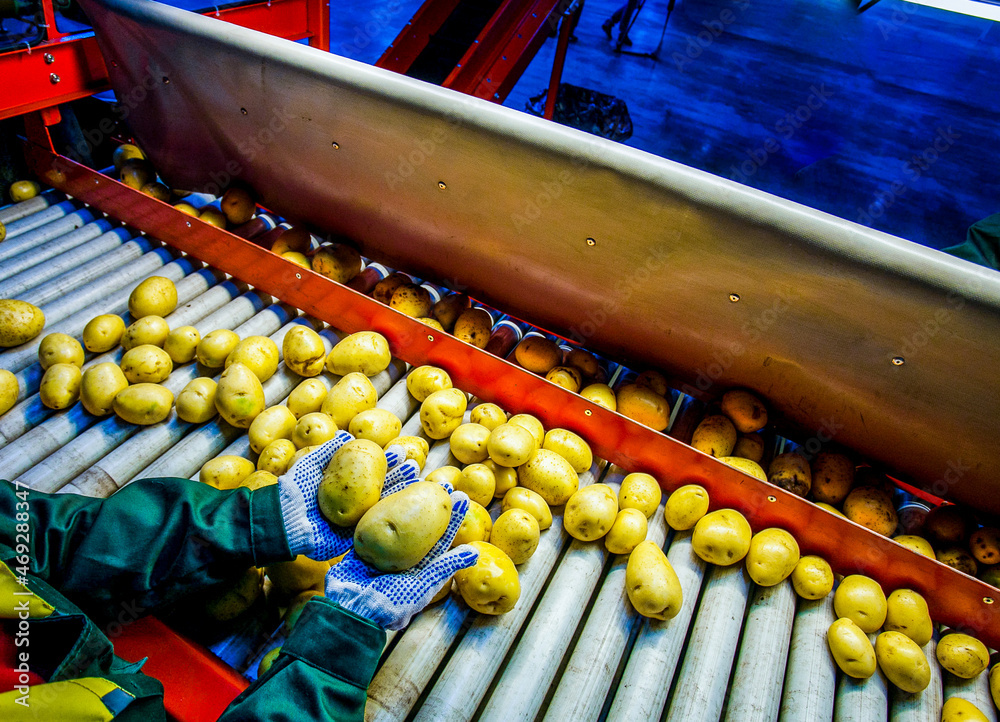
[325,491,478,630]
[278,430,421,561]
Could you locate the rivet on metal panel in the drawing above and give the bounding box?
[767,495,777,502]
[296,273,301,279]
[240,108,248,115]
[163,77,170,84]
[729,293,740,302]
[331,142,340,150]
[186,221,192,227]
[49,73,60,84]
[892,357,905,366]
[43,53,54,64]
[438,181,447,190]
[427,334,435,342]
[111,61,117,67]
[494,93,500,99]
[985,597,995,604]
[94,179,99,185]
[584,409,593,416]
[586,238,596,247]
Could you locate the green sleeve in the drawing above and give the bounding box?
[0,478,293,623]
[220,598,385,721]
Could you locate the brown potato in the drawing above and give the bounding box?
[843,486,898,536]
[970,527,1000,566]
[432,294,469,331]
[514,336,561,374]
[691,415,737,458]
[453,308,492,348]
[732,433,764,463]
[811,452,855,505]
[768,452,811,497]
[720,389,768,433]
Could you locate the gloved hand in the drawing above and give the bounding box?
[278,430,421,561]
[325,491,478,630]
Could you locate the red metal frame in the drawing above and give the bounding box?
[375,0,464,73]
[21,126,1000,653]
[0,0,330,122]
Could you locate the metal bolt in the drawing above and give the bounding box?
[438,181,447,190]
[584,409,593,416]
[985,597,994,604]
[729,293,740,302]
[767,495,777,502]
[162,76,170,84]
[891,356,905,366]
[43,53,54,64]
[240,107,248,115]
[49,73,60,84]
[331,141,340,150]
[427,334,435,342]
[295,273,301,279]
[586,237,596,247]
[186,221,192,227]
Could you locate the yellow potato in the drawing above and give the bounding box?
[350,408,402,448]
[745,528,800,586]
[487,423,537,467]
[226,336,280,383]
[791,555,834,600]
[112,143,145,171]
[120,159,154,190]
[502,487,552,530]
[326,331,391,377]
[82,314,126,353]
[720,389,768,433]
[450,423,491,465]
[175,377,218,424]
[452,500,493,547]
[432,293,469,331]
[241,470,278,490]
[816,502,846,518]
[271,227,312,255]
[828,618,877,679]
[970,527,1000,566]
[38,333,84,370]
[282,325,327,377]
[626,540,683,620]
[491,509,540,565]
[875,631,931,693]
[605,508,648,555]
[39,363,82,409]
[163,326,201,364]
[546,366,582,393]
[470,402,506,430]
[389,283,433,317]
[942,698,989,722]
[937,547,978,577]
[311,244,362,284]
[691,414,737,457]
[417,317,444,332]
[635,369,669,396]
[718,456,767,480]
[199,207,227,229]
[508,413,544,448]
[128,276,177,318]
[616,383,669,431]
[215,362,266,428]
[990,664,1000,712]
[768,453,812,498]
[386,435,429,471]
[542,428,593,474]
[455,463,496,507]
[517,448,579,506]
[354,481,452,571]
[120,344,172,383]
[691,508,752,566]
[420,387,467,440]
[453,308,493,348]
[258,647,282,677]
[197,329,241,368]
[121,315,169,350]
[0,299,45,348]
[248,405,297,454]
[811,452,855,505]
[200,455,256,489]
[834,575,887,634]
[289,444,320,469]
[373,272,409,304]
[288,378,329,419]
[173,202,199,217]
[258,438,297,475]
[893,534,936,560]
[426,465,463,488]
[454,541,520,614]
[937,633,989,679]
[885,589,933,646]
[9,180,41,201]
[564,484,618,541]
[113,383,173,425]
[318,439,387,527]
[514,335,562,374]
[221,187,256,225]
[0,370,18,416]
[282,251,310,269]
[844,486,898,537]
[664,484,710,531]
[265,555,329,597]
[406,365,453,402]
[80,362,129,416]
[618,473,662,518]
[732,433,765,463]
[292,412,339,449]
[484,459,518,498]
[565,348,600,379]
[581,383,616,411]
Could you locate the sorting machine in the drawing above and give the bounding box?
[2,0,1000,720]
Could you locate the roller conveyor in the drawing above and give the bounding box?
[2,177,1000,720]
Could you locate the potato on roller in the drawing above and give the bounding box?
[326,331,391,377]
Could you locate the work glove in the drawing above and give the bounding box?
[325,490,478,630]
[278,430,421,561]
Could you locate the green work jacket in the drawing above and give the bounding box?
[0,477,386,720]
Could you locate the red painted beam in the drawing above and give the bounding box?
[375,0,464,74]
